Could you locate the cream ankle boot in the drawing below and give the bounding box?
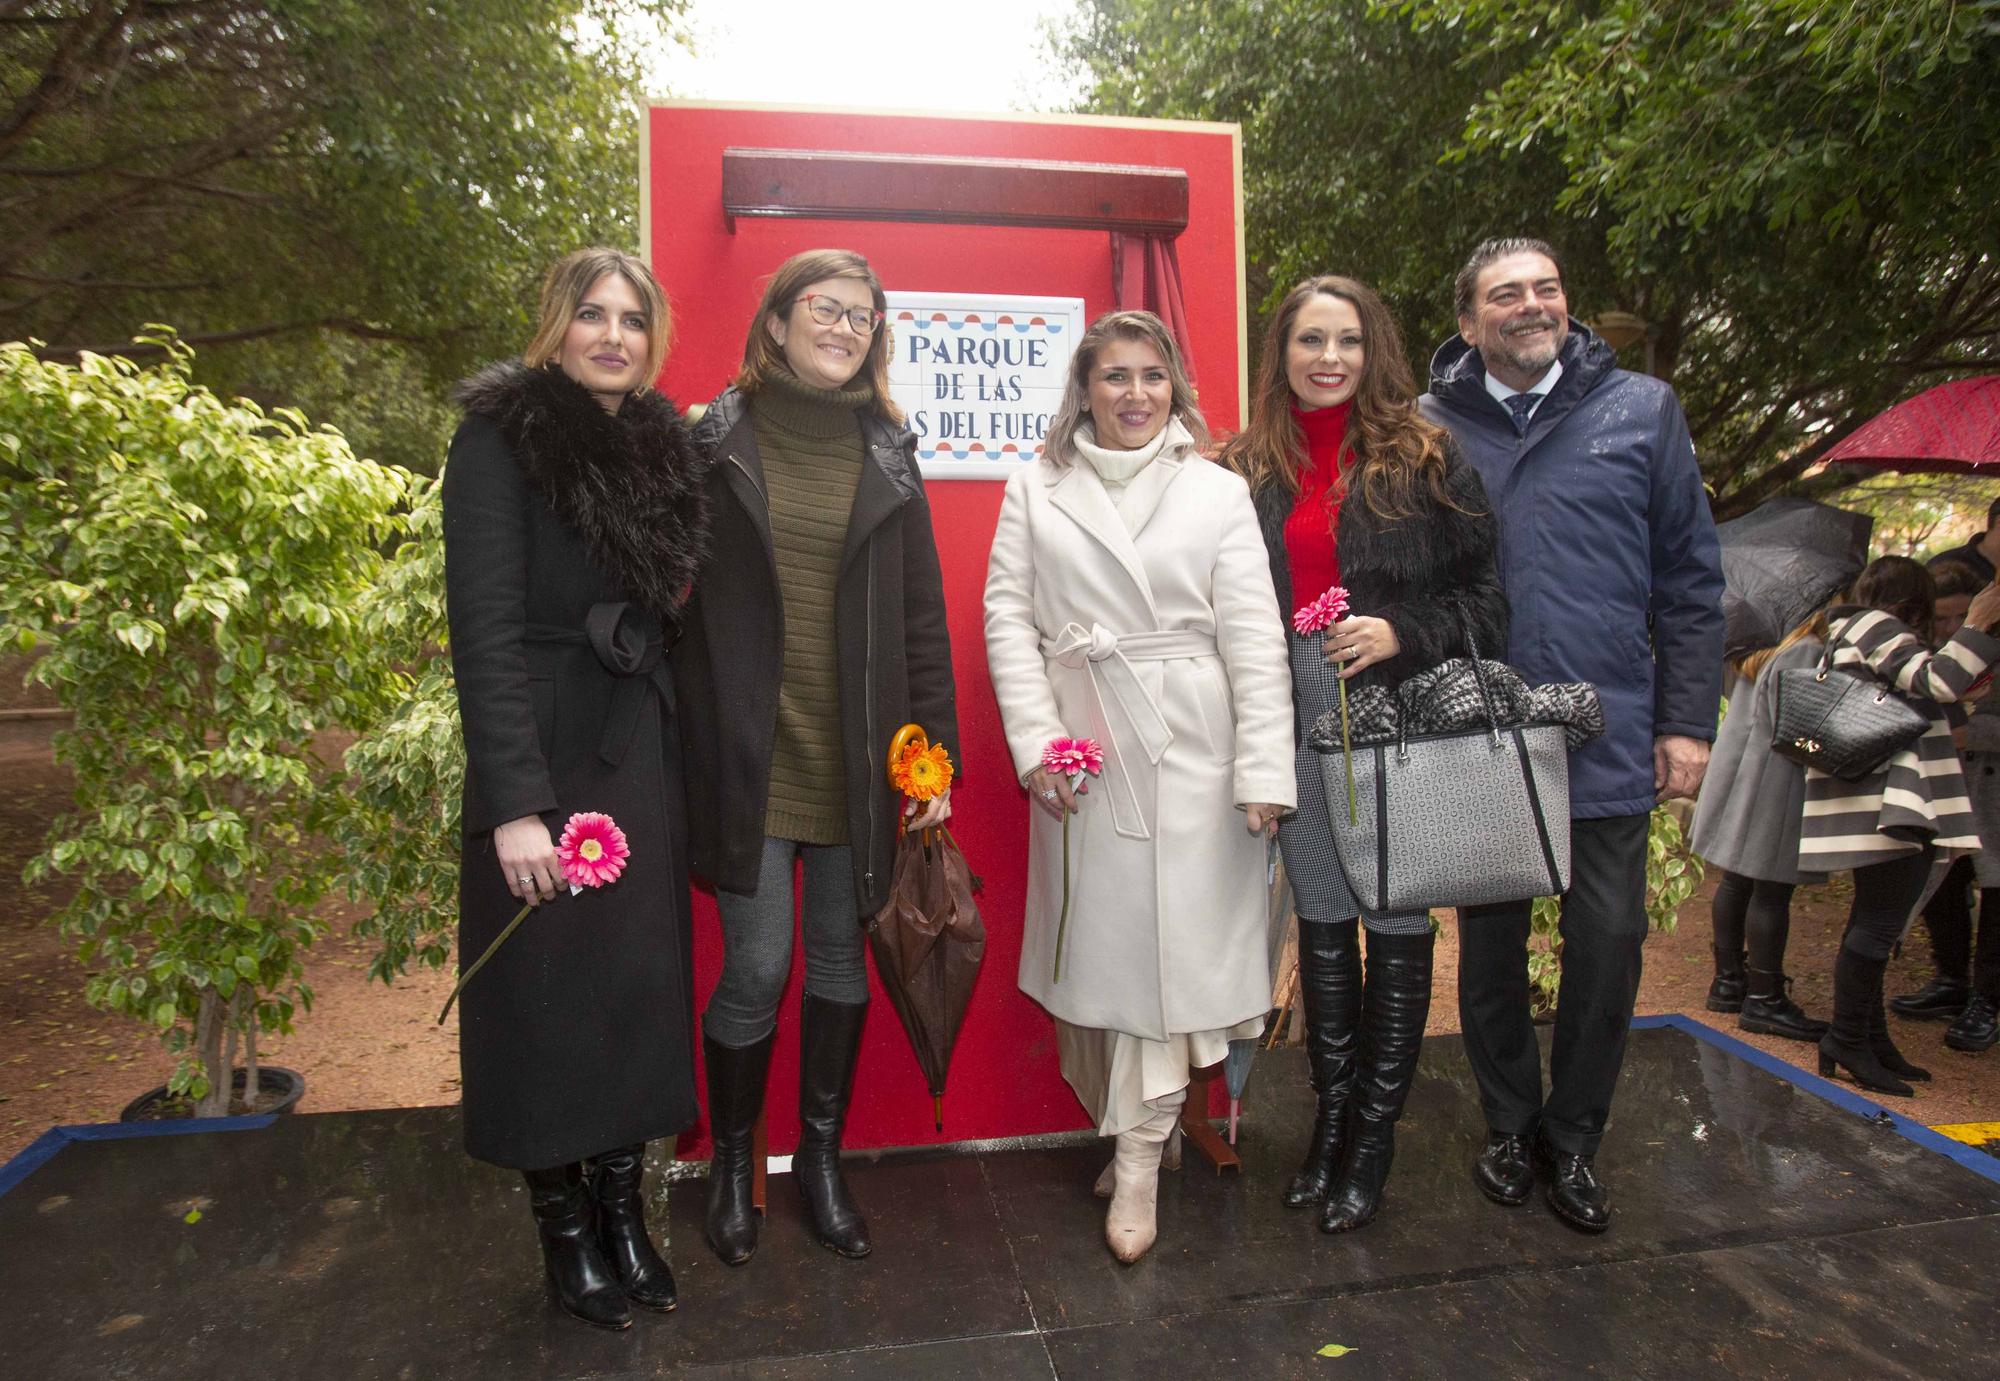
[1095,1119,1181,1197]
[1104,1095,1183,1263]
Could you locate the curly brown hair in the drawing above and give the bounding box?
[1218,275,1465,521]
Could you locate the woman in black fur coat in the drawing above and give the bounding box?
[1221,275,1507,1236]
[443,248,709,1331]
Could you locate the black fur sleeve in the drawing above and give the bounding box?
[1373,453,1510,672]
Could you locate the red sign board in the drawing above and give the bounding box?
[646,102,1246,1153]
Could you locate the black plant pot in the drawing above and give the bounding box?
[119,1066,306,1122]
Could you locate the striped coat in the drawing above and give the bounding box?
[1799,607,2000,872]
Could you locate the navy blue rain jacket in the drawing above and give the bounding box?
[1419,321,1724,818]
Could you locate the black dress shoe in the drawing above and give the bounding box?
[1472,1132,1533,1207]
[1531,1134,1609,1234]
[1889,976,1971,1020]
[1945,995,1999,1052]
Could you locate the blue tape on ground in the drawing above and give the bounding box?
[0,1113,277,1200]
[1634,1012,2000,1185]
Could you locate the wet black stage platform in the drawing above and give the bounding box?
[4,1018,1998,1380]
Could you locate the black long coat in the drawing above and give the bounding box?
[1251,438,1510,695]
[442,363,710,1169]
[673,385,958,917]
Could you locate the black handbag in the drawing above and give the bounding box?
[1770,643,1929,781]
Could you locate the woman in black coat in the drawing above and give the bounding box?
[674,249,957,1267]
[1221,275,1507,1236]
[443,247,709,1331]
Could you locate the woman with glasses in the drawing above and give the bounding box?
[676,248,958,1266]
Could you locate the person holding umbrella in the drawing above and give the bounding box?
[1689,609,1832,1042]
[1693,496,1872,1040]
[676,249,958,1266]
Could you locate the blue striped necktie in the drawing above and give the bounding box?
[1505,392,1542,436]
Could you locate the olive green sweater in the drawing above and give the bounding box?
[750,369,872,844]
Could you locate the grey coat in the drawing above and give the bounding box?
[1960,694,2000,885]
[1689,639,1825,884]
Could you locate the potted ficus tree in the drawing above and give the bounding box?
[1,333,415,1118]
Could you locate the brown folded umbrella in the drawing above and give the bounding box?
[867,824,986,1132]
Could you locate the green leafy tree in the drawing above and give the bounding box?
[329,477,463,986]
[1054,0,1612,362]
[1056,0,2000,511]
[2,0,688,473]
[1396,0,2000,514]
[0,335,414,1114]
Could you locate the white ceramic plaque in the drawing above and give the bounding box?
[884,291,1086,479]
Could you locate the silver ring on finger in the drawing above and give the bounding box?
[1042,789,1058,800]
[517,876,533,887]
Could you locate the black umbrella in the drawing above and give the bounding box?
[1715,498,1873,658]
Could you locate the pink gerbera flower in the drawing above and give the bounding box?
[558,812,630,889]
[1042,737,1105,779]
[1293,584,1352,635]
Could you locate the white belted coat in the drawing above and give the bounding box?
[983,435,1295,1042]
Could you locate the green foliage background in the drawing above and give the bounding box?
[1056,0,2000,515]
[3,0,689,475]
[0,337,415,1110]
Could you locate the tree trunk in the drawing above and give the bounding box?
[241,998,260,1113]
[193,986,230,1117]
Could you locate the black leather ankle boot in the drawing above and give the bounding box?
[703,1029,775,1266]
[1285,918,1362,1208]
[523,1164,631,1330]
[1321,929,1433,1234]
[796,993,872,1258]
[591,1144,676,1311]
[1737,969,1828,1043]
[1706,946,1747,1013]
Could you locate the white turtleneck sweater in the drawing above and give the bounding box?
[1070,418,1188,532]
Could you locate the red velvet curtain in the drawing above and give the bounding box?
[1111,232,1196,384]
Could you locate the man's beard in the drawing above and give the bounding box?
[1498,314,1563,374]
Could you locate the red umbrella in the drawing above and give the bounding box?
[1821,376,2000,474]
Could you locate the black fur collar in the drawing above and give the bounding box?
[452,362,711,625]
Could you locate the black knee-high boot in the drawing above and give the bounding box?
[703,1029,775,1266]
[1818,948,1914,1097]
[1321,929,1434,1234]
[591,1144,677,1311]
[1284,918,1362,1208]
[523,1163,631,1330]
[797,993,872,1258]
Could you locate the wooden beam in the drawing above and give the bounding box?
[721,147,1189,234]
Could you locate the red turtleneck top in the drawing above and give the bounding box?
[1282,401,1350,608]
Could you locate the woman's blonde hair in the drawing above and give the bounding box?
[522,248,672,389]
[734,248,902,424]
[1043,310,1209,463]
[1218,275,1462,520]
[1737,606,1832,682]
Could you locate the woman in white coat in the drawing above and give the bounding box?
[984,310,1295,1263]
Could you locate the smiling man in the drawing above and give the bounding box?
[1420,238,1724,1235]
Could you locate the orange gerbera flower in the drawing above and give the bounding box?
[892,742,955,801]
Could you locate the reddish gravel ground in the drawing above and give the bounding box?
[3,706,1995,1164]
